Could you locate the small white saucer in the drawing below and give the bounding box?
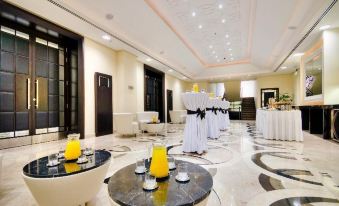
[83,151,94,156]
[77,157,88,164]
[57,153,64,159]
[143,182,158,191]
[175,174,190,182]
[46,161,60,167]
[135,167,146,174]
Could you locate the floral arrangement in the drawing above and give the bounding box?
[279,93,292,103]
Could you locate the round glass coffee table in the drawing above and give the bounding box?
[107,160,213,206]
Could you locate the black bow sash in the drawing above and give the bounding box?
[206,107,218,115]
[222,109,229,114]
[187,108,206,120]
[218,108,223,113]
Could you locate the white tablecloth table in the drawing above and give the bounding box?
[182,92,209,154]
[256,109,303,141]
[219,100,230,130]
[206,99,220,139]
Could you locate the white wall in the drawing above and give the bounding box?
[83,38,117,137]
[323,28,339,105]
[165,74,187,121]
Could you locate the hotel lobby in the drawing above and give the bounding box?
[1,0,339,205]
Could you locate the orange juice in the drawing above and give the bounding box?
[153,182,168,205]
[150,144,169,178]
[64,139,81,161]
[64,162,80,173]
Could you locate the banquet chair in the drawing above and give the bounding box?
[113,113,139,136]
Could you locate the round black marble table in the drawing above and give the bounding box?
[108,160,213,206]
[22,150,111,206]
[23,149,111,178]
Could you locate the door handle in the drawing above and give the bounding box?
[27,78,31,109]
[35,79,39,109]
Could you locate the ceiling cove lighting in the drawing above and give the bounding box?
[145,57,152,62]
[319,25,331,30]
[102,34,111,41]
[293,53,304,57]
[192,11,196,17]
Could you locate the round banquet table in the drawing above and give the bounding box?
[107,160,213,206]
[206,98,220,139]
[181,92,209,154]
[22,150,111,206]
[256,109,303,141]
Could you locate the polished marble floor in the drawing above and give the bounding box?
[1,121,339,206]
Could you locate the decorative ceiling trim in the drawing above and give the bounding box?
[144,0,254,68]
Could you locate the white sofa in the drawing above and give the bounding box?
[169,110,187,124]
[136,111,159,131]
[113,113,139,136]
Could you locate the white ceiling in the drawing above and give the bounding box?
[5,0,335,81]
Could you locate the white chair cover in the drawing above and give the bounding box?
[220,100,230,130]
[182,92,209,153]
[206,99,220,139]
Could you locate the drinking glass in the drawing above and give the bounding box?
[48,154,58,166]
[84,147,93,155]
[144,172,157,189]
[177,163,189,180]
[135,158,146,173]
[168,156,176,170]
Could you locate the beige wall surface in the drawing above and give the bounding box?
[256,74,294,108]
[83,38,117,137]
[323,29,339,105]
[224,80,241,101]
[83,38,188,137]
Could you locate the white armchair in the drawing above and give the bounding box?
[169,110,186,124]
[136,111,159,131]
[113,113,139,136]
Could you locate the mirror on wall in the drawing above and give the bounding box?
[304,48,323,100]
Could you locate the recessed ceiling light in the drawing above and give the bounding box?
[225,34,229,38]
[228,48,232,51]
[192,11,196,17]
[198,24,202,29]
[102,34,111,41]
[293,53,304,57]
[146,57,152,62]
[221,19,226,23]
[230,54,233,56]
[230,57,234,61]
[212,51,216,54]
[168,69,173,72]
[218,4,223,9]
[215,55,218,58]
[209,45,213,49]
[227,42,231,45]
[183,76,187,79]
[217,59,220,62]
[280,66,288,70]
[319,25,331,30]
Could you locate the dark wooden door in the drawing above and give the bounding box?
[167,90,173,123]
[95,72,112,136]
[144,66,164,122]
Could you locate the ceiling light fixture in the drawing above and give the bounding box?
[215,55,218,58]
[146,57,152,62]
[228,48,232,51]
[230,57,234,60]
[192,11,196,17]
[168,69,173,72]
[293,53,304,57]
[209,45,213,49]
[102,34,111,41]
[319,25,331,30]
[227,42,231,45]
[225,34,229,38]
[212,51,216,54]
[221,19,226,23]
[183,76,187,79]
[218,4,223,9]
[230,54,233,56]
[198,24,203,29]
[280,66,287,70]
